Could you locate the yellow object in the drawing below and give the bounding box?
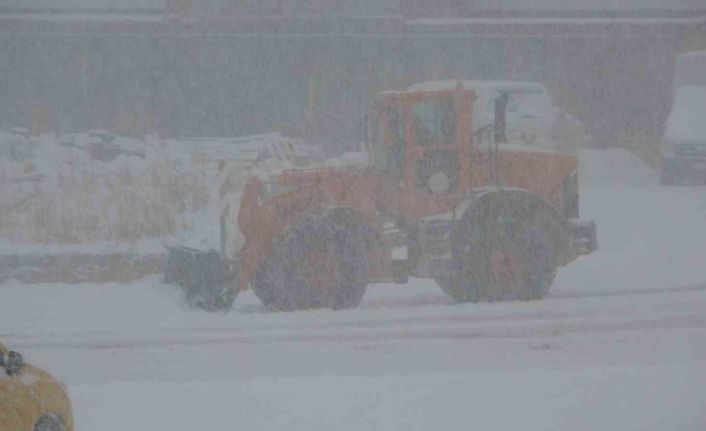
[0,343,74,431]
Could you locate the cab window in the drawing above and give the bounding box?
[412,99,456,146]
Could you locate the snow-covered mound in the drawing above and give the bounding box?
[0,129,314,251]
[579,148,657,188]
[0,130,203,247]
[664,85,706,143]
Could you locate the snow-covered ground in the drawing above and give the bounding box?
[2,148,705,430]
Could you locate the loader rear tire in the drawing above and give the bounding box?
[253,214,369,311]
[437,192,558,303]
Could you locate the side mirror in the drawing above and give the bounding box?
[1,350,25,376]
[494,92,509,144]
[363,113,371,151]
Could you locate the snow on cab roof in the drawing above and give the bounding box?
[407,80,546,94]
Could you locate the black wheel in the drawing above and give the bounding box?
[34,414,67,431]
[437,193,558,303]
[253,213,370,311]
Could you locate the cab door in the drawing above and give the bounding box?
[401,88,474,217]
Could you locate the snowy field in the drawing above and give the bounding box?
[2,148,706,430]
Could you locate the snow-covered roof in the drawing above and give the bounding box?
[0,0,164,10]
[408,80,546,94]
[5,0,701,12]
[408,16,706,26]
[0,12,163,21]
[463,0,706,10]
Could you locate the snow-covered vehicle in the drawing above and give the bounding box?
[660,51,706,185]
[408,80,586,154]
[0,342,73,431]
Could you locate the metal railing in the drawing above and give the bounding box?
[473,123,500,186]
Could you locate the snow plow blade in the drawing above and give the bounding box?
[163,246,236,312]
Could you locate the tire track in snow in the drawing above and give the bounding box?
[7,310,706,351]
[549,282,706,299]
[5,282,705,343]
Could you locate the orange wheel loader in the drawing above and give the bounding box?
[165,82,597,311]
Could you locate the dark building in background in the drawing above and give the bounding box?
[0,0,704,149]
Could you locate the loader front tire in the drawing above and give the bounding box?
[253,214,369,311]
[437,192,558,303]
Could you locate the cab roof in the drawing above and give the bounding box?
[407,80,547,94]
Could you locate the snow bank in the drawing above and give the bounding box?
[0,130,311,253]
[579,148,657,187]
[664,86,706,143]
[0,130,206,246]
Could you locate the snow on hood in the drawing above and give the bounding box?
[665,86,706,143]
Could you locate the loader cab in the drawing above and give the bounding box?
[371,85,475,209]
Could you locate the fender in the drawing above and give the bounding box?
[238,181,384,291]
